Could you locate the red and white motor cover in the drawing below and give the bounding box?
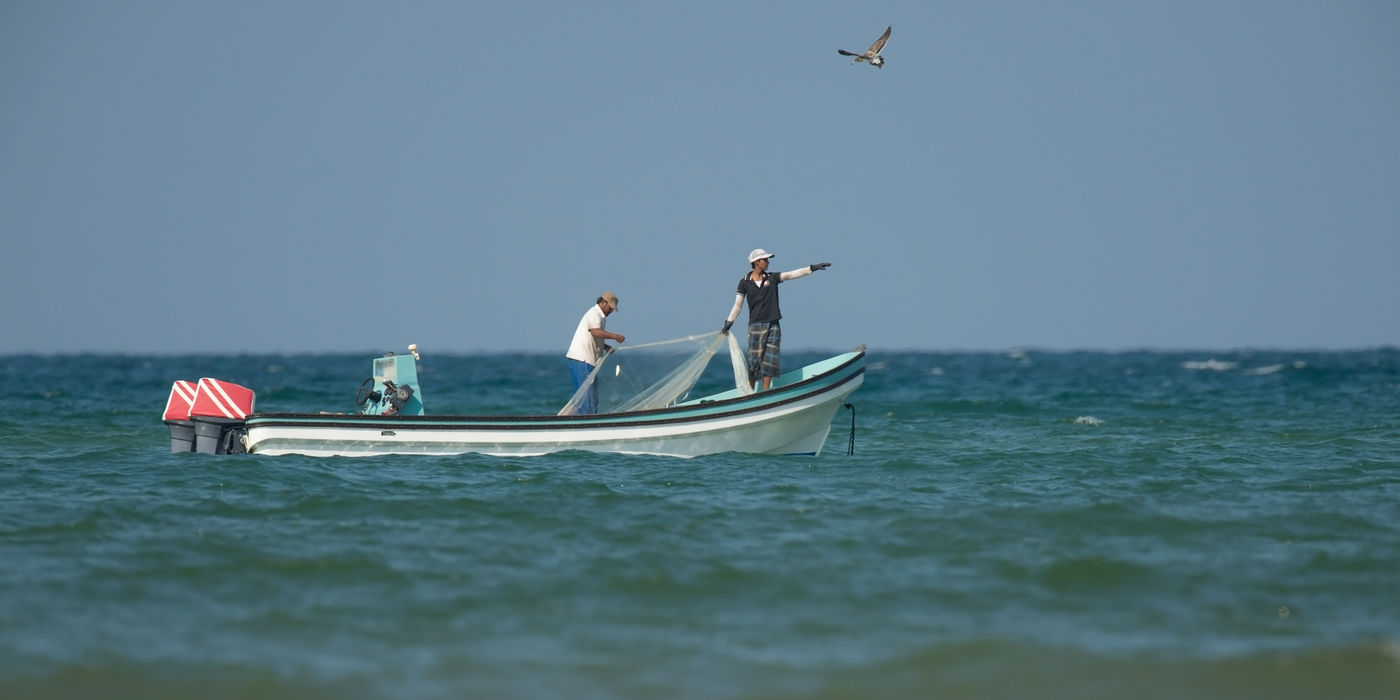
[189,378,256,419]
[163,380,198,421]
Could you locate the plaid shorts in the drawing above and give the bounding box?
[747,321,781,381]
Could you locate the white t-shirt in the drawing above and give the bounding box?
[565,303,608,365]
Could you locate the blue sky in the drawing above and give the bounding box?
[3,1,1396,353]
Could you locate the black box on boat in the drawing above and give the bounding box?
[191,416,246,455]
[165,419,195,453]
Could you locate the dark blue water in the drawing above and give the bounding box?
[2,349,1398,699]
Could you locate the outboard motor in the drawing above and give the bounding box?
[355,346,425,416]
[187,377,255,454]
[163,380,198,452]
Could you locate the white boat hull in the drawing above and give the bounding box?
[242,348,865,458]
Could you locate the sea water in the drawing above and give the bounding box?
[1,349,1397,699]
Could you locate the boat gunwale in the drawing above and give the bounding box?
[244,347,865,431]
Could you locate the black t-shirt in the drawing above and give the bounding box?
[737,272,783,324]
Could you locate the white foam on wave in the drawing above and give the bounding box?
[1182,360,1238,371]
[1074,416,1104,426]
[1244,363,1286,376]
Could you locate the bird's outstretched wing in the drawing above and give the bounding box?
[837,49,859,57]
[868,26,891,54]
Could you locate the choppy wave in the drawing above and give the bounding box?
[4,638,1398,700]
[2,350,1398,699]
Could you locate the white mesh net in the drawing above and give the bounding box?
[560,331,753,415]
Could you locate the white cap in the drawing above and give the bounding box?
[748,248,775,264]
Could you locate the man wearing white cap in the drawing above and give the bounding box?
[566,292,625,414]
[721,250,831,390]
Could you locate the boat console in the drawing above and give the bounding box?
[354,349,425,416]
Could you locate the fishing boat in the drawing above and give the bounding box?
[163,334,865,458]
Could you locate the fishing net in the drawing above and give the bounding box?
[560,331,753,415]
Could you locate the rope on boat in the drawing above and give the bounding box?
[844,403,856,456]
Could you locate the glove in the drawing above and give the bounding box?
[721,320,733,334]
[810,262,831,271]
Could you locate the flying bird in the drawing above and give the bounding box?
[838,26,891,69]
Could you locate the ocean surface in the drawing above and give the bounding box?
[2,348,1398,699]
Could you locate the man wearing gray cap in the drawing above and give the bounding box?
[721,250,831,390]
[566,292,625,414]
